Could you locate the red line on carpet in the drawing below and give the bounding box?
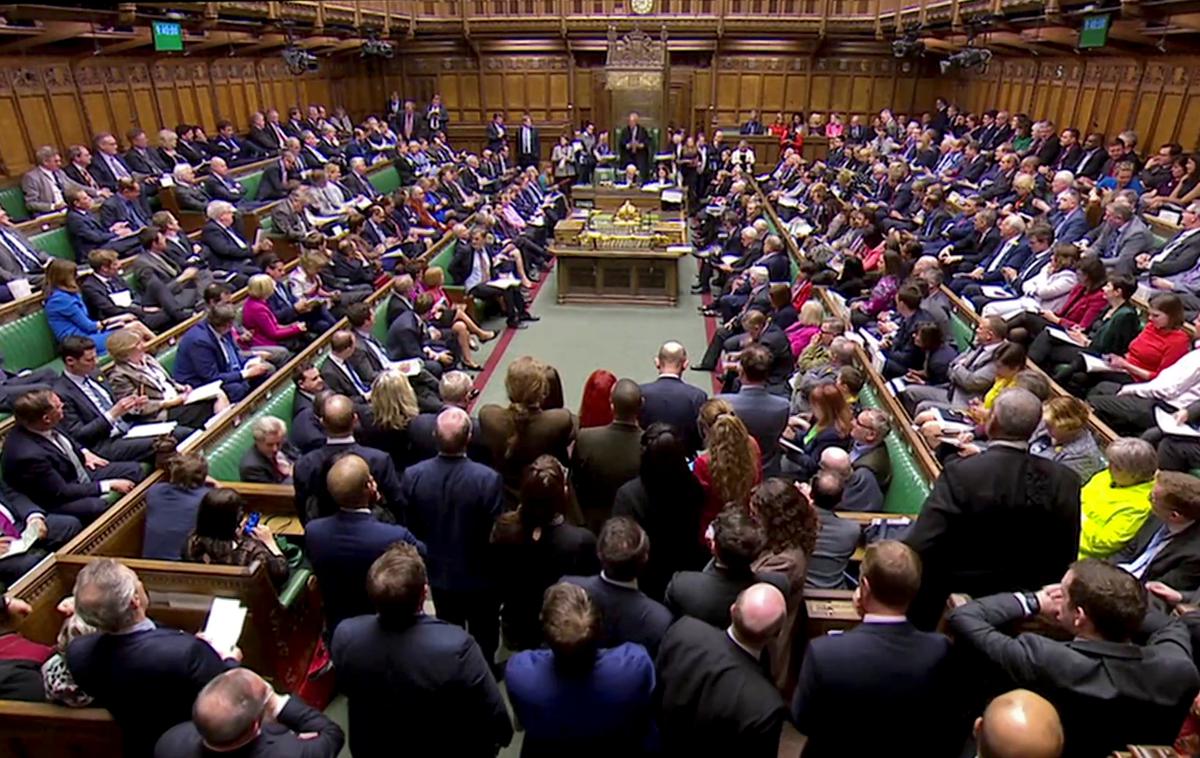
[467,267,551,412]
[701,290,721,395]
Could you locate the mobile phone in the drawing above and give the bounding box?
[243,512,261,536]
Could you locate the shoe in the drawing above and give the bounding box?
[468,336,480,351]
[690,286,706,294]
[462,360,484,371]
[519,313,541,322]
[507,321,528,330]
[529,271,542,282]
[690,365,714,372]
[479,330,498,343]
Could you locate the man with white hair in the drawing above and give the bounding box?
[657,582,789,757]
[343,155,379,201]
[1048,187,1088,244]
[1142,201,1200,315]
[695,265,773,372]
[239,415,298,484]
[200,199,271,276]
[66,558,239,758]
[170,163,210,212]
[155,667,344,757]
[949,214,1031,294]
[201,156,245,205]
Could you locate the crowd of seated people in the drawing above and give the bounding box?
[7,97,1200,758]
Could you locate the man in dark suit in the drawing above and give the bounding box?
[563,516,672,657]
[293,395,404,524]
[949,559,1200,757]
[54,335,163,463]
[89,132,137,191]
[638,341,708,455]
[399,407,505,670]
[202,156,247,205]
[657,582,790,757]
[515,113,540,170]
[1,390,141,524]
[717,345,790,476]
[306,454,425,634]
[1072,132,1109,182]
[1141,202,1200,283]
[132,226,203,323]
[949,215,1033,294]
[571,379,643,533]
[154,668,344,758]
[1111,471,1200,590]
[81,248,174,332]
[247,111,287,155]
[65,189,141,263]
[342,157,379,202]
[792,541,954,756]
[67,558,239,758]
[0,207,50,297]
[394,100,423,144]
[210,120,263,166]
[331,541,511,757]
[239,416,298,485]
[0,481,81,587]
[0,350,56,413]
[123,129,168,177]
[174,305,273,403]
[200,201,266,277]
[665,507,788,628]
[848,408,892,492]
[485,112,507,152]
[905,388,1082,629]
[290,388,329,456]
[258,153,304,202]
[320,331,374,405]
[618,112,651,180]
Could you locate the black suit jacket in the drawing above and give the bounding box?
[67,626,234,758]
[202,173,245,204]
[792,620,954,757]
[200,220,256,274]
[904,446,1081,628]
[289,407,325,455]
[259,162,299,201]
[80,273,145,321]
[637,375,707,455]
[155,695,344,758]
[949,593,1200,758]
[331,614,512,757]
[664,560,789,630]
[1113,517,1200,591]
[124,147,167,177]
[320,358,370,404]
[293,441,404,523]
[66,207,118,262]
[239,444,297,485]
[563,573,672,657]
[53,374,122,449]
[1,425,103,509]
[656,616,788,758]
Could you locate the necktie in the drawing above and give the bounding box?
[363,335,389,367]
[272,124,287,146]
[344,361,370,394]
[53,432,91,484]
[127,200,146,227]
[0,505,19,539]
[988,239,1016,272]
[1121,525,1171,579]
[107,154,130,179]
[0,229,40,272]
[1154,230,1193,264]
[225,225,247,249]
[81,377,129,434]
[214,329,239,369]
[78,166,95,188]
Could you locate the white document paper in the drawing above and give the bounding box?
[1156,407,1200,438]
[185,379,225,404]
[253,228,266,248]
[176,427,205,452]
[1158,210,1182,226]
[1080,353,1116,373]
[720,255,741,266]
[777,196,799,209]
[755,173,771,182]
[661,189,684,204]
[394,358,422,377]
[666,245,695,255]
[6,279,31,299]
[778,436,805,454]
[203,597,246,659]
[1046,326,1082,345]
[123,421,178,439]
[980,285,1013,300]
[489,277,522,290]
[158,174,174,188]
[110,290,133,308]
[887,377,908,394]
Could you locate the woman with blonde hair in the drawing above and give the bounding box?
[45,259,153,354]
[694,398,760,538]
[1030,395,1105,483]
[479,356,576,505]
[360,368,421,469]
[106,327,228,430]
[786,300,826,357]
[241,274,307,352]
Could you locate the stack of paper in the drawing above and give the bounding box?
[1156,407,1200,438]
[202,598,247,659]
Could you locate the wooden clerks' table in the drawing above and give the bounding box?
[572,184,677,213]
[552,208,689,306]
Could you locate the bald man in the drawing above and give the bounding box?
[657,583,789,757]
[292,394,405,523]
[572,378,644,532]
[305,454,425,633]
[638,342,708,455]
[398,407,505,670]
[155,668,344,757]
[819,446,884,511]
[975,690,1064,758]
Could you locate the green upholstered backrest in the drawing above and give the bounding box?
[156,345,179,374]
[0,186,29,223]
[373,298,389,342]
[259,215,276,235]
[860,384,932,515]
[368,166,401,196]
[0,310,59,372]
[31,227,75,262]
[241,171,264,203]
[948,313,975,353]
[205,385,297,482]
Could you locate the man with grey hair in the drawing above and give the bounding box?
[1085,201,1152,277]
[698,266,774,370]
[399,406,505,670]
[67,558,238,757]
[170,162,210,213]
[904,387,1082,629]
[343,155,378,200]
[155,667,344,757]
[201,156,246,206]
[239,415,298,484]
[22,145,76,214]
[1143,201,1200,315]
[201,199,269,276]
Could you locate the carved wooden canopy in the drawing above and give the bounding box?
[605,27,666,90]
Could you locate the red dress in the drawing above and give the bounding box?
[693,436,763,541]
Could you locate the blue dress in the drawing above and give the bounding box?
[45,288,114,355]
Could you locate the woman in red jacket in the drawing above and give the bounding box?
[1066,292,1193,399]
[242,274,306,352]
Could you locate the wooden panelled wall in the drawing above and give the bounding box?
[0,56,336,176]
[953,57,1200,152]
[324,53,944,138]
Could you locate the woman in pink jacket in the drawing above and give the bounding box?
[242,274,307,352]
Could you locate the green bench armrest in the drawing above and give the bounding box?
[278,568,312,609]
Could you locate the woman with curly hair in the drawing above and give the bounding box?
[360,368,421,471]
[747,478,819,692]
[479,356,576,505]
[694,398,761,539]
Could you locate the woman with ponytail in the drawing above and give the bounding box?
[693,398,761,538]
[480,356,577,506]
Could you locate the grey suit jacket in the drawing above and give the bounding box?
[20,167,80,214]
[1149,228,1200,278]
[1090,217,1152,277]
[946,341,1001,406]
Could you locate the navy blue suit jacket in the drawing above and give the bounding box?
[293,442,405,523]
[66,625,234,758]
[976,238,1032,285]
[289,407,325,454]
[562,573,672,657]
[267,285,301,325]
[199,220,257,275]
[88,152,133,191]
[172,322,251,401]
[791,620,954,757]
[331,614,511,758]
[717,386,790,475]
[1,425,102,508]
[66,208,118,262]
[398,455,504,593]
[1051,208,1090,246]
[305,511,425,632]
[53,374,122,449]
[637,375,707,455]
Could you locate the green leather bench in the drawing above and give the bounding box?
[31,227,75,262]
[367,165,401,196]
[206,385,297,482]
[0,311,65,375]
[948,312,975,353]
[859,384,932,515]
[241,171,265,203]
[372,298,389,342]
[0,185,29,223]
